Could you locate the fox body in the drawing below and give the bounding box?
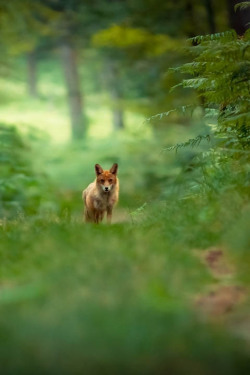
[82,163,119,224]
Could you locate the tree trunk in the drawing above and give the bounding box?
[27,51,38,98]
[107,61,124,131]
[60,41,85,140]
[227,0,250,35]
[185,1,196,38]
[112,106,124,131]
[204,0,216,33]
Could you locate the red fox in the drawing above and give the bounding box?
[82,163,119,224]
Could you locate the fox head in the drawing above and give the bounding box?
[95,163,118,192]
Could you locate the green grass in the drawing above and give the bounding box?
[0,194,249,374]
[0,193,249,374]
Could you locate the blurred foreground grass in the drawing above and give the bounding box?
[0,195,249,374]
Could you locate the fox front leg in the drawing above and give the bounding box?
[94,210,105,224]
[107,206,113,224]
[84,209,91,223]
[94,210,100,224]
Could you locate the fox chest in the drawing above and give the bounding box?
[93,196,115,211]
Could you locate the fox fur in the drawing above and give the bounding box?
[82,163,119,224]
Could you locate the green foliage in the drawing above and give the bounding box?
[92,25,181,56]
[147,29,250,233]
[0,0,59,55]
[146,28,250,152]
[176,29,250,148]
[0,124,51,218]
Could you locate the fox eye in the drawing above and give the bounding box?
[109,179,113,183]
[100,179,104,183]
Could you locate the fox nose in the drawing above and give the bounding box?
[104,187,109,192]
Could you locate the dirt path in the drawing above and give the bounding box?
[195,247,246,317]
[192,247,250,344]
[112,208,131,223]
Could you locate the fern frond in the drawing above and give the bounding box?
[152,26,250,151]
[204,108,219,118]
[164,135,211,152]
[145,109,176,122]
[145,105,196,122]
[235,2,250,11]
[182,78,208,89]
[188,30,237,44]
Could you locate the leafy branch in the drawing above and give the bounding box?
[164,134,211,152]
[144,105,195,123]
[234,2,250,12]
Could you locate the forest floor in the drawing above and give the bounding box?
[1,204,249,375]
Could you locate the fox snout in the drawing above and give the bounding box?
[102,185,112,192]
[100,179,113,192]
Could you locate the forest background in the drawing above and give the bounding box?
[0,1,249,374]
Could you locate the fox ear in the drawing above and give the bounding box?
[110,163,118,175]
[95,164,103,175]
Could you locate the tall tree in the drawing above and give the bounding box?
[41,0,127,138]
[0,0,58,99]
[204,0,216,33]
[27,50,38,98]
[38,0,85,139]
[60,39,85,139]
[107,59,124,130]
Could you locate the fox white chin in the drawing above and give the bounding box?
[101,185,113,192]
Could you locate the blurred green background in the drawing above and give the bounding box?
[0,1,249,374]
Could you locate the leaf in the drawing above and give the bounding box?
[234,2,250,12]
